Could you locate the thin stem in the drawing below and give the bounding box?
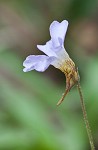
[77,81,95,150]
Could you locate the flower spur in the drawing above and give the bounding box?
[23,20,79,105]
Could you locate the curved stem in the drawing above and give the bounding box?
[77,81,95,150]
[57,88,69,106]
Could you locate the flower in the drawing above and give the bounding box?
[23,20,79,105]
[23,20,69,72]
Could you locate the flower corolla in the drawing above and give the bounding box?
[23,20,70,72]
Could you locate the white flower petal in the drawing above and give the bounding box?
[49,20,68,47]
[37,40,69,62]
[23,55,56,72]
[37,20,69,59]
[37,40,57,57]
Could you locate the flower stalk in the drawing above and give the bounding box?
[77,81,95,150]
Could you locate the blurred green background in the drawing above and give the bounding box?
[0,0,98,150]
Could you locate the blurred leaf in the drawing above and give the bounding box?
[0,77,63,150]
[0,128,33,150]
[67,0,98,20]
[83,58,98,137]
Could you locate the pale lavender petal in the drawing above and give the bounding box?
[49,20,68,47]
[23,55,56,72]
[37,20,68,58]
[37,40,58,57]
[37,39,68,59]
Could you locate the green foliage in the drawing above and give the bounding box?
[67,0,98,20]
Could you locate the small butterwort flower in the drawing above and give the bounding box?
[23,20,79,105]
[23,21,95,149]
